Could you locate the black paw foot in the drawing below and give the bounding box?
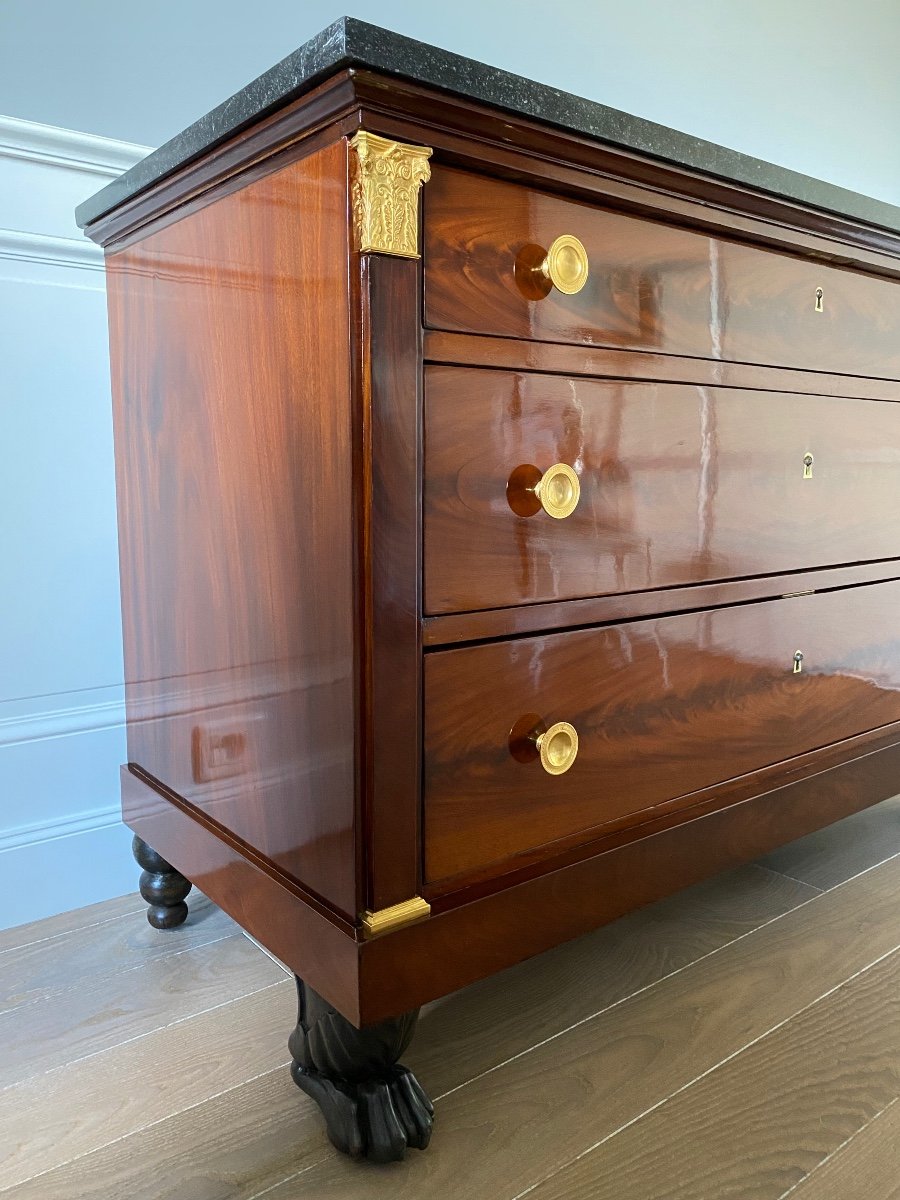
[132,835,192,929]
[291,1062,434,1163]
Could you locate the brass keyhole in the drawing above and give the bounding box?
[803,453,814,480]
[814,287,824,313]
[793,650,804,674]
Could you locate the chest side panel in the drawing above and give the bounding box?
[107,140,359,917]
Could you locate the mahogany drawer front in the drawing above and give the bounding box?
[423,579,900,883]
[424,366,900,614]
[424,167,900,379]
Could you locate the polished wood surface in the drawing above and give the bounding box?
[122,766,361,1019]
[423,560,900,646]
[356,254,425,913]
[123,714,900,1026]
[107,142,359,918]
[421,719,900,902]
[423,330,900,403]
[424,581,900,882]
[425,367,900,613]
[425,167,900,378]
[362,736,900,1022]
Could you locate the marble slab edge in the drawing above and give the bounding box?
[75,15,900,236]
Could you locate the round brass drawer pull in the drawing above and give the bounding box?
[536,721,579,775]
[540,235,589,295]
[507,462,581,519]
[535,463,580,519]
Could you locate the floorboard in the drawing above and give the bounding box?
[756,795,900,891]
[0,982,292,1191]
[784,1096,900,1200]
[0,931,284,1090]
[0,894,144,955]
[408,863,820,1096]
[527,947,900,1200]
[0,893,235,1011]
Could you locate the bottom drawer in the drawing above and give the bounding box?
[423,579,900,884]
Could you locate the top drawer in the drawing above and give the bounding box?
[424,168,900,380]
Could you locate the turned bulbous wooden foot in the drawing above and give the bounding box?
[289,976,433,1163]
[132,835,192,928]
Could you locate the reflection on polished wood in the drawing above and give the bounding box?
[425,366,900,613]
[424,580,900,883]
[422,330,900,403]
[425,167,900,379]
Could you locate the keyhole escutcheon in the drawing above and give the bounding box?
[814,287,824,313]
[793,650,804,675]
[803,453,814,480]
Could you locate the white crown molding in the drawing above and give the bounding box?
[0,804,122,853]
[0,228,104,270]
[0,226,103,270]
[0,114,151,177]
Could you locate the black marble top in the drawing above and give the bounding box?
[76,16,900,233]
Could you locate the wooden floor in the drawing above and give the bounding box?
[2,800,899,1199]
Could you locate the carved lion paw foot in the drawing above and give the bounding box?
[291,1062,434,1163]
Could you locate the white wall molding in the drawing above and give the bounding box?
[0,114,149,177]
[0,657,346,752]
[0,697,124,748]
[0,228,103,270]
[0,804,122,853]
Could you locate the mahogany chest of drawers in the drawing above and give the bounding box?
[77,18,900,1163]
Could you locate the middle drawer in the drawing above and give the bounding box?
[425,367,900,614]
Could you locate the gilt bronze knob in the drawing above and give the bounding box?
[536,721,579,775]
[540,234,589,294]
[507,462,581,519]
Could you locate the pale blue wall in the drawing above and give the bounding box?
[0,124,149,928]
[1,1,899,202]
